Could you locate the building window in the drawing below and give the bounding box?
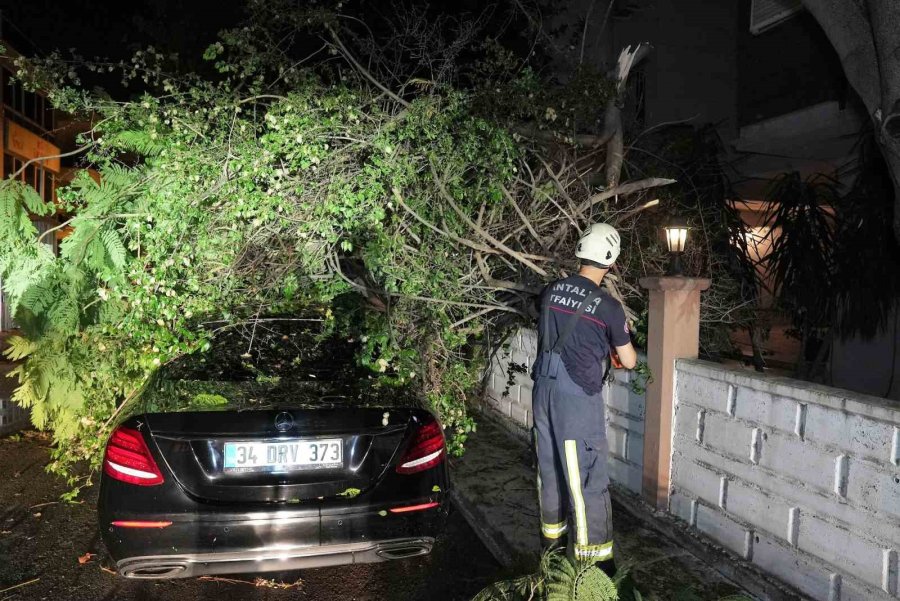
[44,98,55,131]
[43,170,54,203]
[24,163,36,190]
[2,67,55,131]
[2,153,55,204]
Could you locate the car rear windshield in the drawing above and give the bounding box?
[136,320,417,414]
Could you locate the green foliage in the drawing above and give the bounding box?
[472,550,754,601]
[0,13,527,481]
[190,393,230,408]
[473,552,619,601]
[470,44,616,137]
[627,361,653,396]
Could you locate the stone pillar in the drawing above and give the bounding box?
[638,276,710,510]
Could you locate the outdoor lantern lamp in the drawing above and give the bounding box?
[664,216,690,276]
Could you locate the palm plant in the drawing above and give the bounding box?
[759,172,839,378]
[759,135,900,386]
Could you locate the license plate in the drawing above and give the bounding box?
[223,439,342,473]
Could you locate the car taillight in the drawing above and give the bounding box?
[103,426,164,486]
[389,502,440,513]
[111,520,172,528]
[396,419,445,474]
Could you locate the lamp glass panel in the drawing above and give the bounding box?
[664,227,688,253]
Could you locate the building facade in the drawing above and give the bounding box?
[575,0,898,396]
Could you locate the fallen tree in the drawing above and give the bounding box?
[0,2,751,488]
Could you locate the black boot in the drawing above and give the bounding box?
[595,558,617,577]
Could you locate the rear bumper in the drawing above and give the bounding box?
[117,536,435,579]
[101,500,447,564]
[100,490,449,578]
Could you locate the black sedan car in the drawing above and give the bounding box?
[98,327,449,579]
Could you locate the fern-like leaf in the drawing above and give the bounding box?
[19,281,55,316]
[21,184,50,216]
[100,228,128,271]
[545,552,578,601]
[60,219,101,266]
[573,564,618,601]
[110,130,166,157]
[49,298,79,334]
[3,335,38,361]
[23,390,46,426]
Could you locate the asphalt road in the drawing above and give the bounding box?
[0,431,503,601]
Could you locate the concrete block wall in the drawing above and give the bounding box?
[605,366,647,495]
[0,365,29,436]
[671,358,900,601]
[0,397,29,436]
[484,328,538,434]
[483,327,647,495]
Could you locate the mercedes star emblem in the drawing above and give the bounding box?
[274,412,294,432]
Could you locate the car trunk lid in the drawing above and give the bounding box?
[145,406,414,504]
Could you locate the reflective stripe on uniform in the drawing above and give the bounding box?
[541,521,568,538]
[564,439,588,545]
[574,541,614,560]
[535,431,543,519]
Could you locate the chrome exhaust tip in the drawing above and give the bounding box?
[121,563,187,579]
[376,541,432,560]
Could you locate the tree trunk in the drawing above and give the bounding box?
[748,324,766,372]
[604,104,624,188]
[604,44,652,188]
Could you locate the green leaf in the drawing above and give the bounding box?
[21,185,50,216]
[101,229,128,271]
[3,335,38,361]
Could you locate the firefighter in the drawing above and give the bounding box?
[531,222,637,576]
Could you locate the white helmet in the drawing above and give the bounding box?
[575,223,621,267]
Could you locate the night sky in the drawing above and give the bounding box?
[0,0,245,67]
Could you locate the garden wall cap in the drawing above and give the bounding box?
[638,276,711,291]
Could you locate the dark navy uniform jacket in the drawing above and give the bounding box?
[532,274,631,396]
